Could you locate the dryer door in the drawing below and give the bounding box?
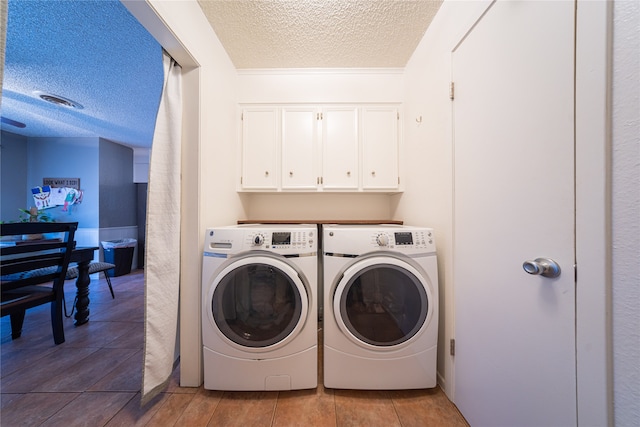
[207,255,310,351]
[333,255,432,348]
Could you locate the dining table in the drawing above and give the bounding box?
[69,246,99,326]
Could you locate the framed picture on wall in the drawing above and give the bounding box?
[43,178,80,190]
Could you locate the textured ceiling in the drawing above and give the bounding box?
[1,0,163,148]
[197,0,443,69]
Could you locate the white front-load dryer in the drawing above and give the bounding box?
[323,224,438,389]
[202,224,317,391]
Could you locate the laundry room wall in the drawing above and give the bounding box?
[611,0,640,423]
[237,69,404,222]
[398,0,493,397]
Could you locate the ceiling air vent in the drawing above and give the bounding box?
[34,91,83,109]
[1,116,27,128]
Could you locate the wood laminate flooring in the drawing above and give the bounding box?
[1,270,468,426]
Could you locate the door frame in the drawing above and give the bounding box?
[574,1,612,425]
[450,1,612,425]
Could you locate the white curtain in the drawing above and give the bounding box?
[141,51,182,405]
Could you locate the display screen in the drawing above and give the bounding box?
[272,232,291,245]
[394,232,413,245]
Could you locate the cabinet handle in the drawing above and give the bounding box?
[371,171,376,177]
[265,171,269,177]
[347,171,351,177]
[289,171,293,177]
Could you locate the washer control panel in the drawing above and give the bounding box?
[205,226,316,257]
[246,229,315,251]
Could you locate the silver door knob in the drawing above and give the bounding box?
[522,257,561,278]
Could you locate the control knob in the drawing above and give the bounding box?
[253,234,265,246]
[376,234,389,247]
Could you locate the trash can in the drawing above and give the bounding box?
[101,239,136,277]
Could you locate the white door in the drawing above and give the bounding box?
[361,106,399,190]
[321,107,359,190]
[452,1,576,426]
[282,107,319,190]
[241,108,278,190]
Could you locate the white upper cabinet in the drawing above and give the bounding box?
[321,107,359,190]
[241,107,279,190]
[281,107,319,190]
[239,104,401,193]
[362,106,399,190]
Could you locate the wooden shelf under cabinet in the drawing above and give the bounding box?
[237,219,403,225]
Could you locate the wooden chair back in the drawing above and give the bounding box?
[1,222,78,344]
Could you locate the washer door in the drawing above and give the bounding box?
[207,254,309,352]
[333,255,432,349]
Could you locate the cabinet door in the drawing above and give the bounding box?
[362,107,399,190]
[321,107,359,190]
[281,108,319,190]
[241,108,278,190]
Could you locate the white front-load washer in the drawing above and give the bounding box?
[202,224,317,391]
[323,224,438,389]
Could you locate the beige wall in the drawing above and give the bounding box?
[237,69,404,103]
[611,0,640,424]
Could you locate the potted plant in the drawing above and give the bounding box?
[18,207,54,223]
[17,207,55,241]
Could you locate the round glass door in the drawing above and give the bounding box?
[211,258,307,348]
[335,261,429,347]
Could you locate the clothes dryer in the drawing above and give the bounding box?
[323,224,438,389]
[202,225,317,391]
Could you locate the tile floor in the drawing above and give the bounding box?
[1,270,468,426]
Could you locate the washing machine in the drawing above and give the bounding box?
[323,224,438,389]
[202,224,318,391]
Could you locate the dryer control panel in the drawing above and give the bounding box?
[324,225,436,256]
[394,230,433,247]
[371,230,433,249]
